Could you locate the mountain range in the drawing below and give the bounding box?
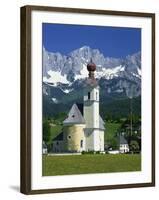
[42,46,141,118]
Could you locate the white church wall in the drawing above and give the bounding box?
[93,130,105,151]
[83,87,99,102]
[83,80,104,152]
[99,130,105,151]
[91,86,100,101]
[84,101,100,129]
[93,130,100,151]
[84,87,100,129]
[93,101,99,128]
[84,129,94,151]
[84,129,104,152]
[84,102,94,128]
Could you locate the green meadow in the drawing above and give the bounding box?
[43,121,141,176]
[42,154,141,176]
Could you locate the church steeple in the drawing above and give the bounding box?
[87,58,96,79]
[83,60,105,152]
[85,59,98,87]
[83,60,100,130]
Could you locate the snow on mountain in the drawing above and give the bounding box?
[43,70,70,86]
[42,46,141,96]
[74,64,88,80]
[52,97,58,103]
[137,68,141,76]
[43,46,141,83]
[96,65,125,80]
[59,88,74,94]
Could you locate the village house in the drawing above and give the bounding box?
[119,135,129,153]
[42,141,48,154]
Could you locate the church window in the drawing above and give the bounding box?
[88,92,90,100]
[80,140,83,148]
[72,114,75,118]
[96,92,98,100]
[68,135,71,139]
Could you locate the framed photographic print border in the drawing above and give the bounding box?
[20,5,155,195]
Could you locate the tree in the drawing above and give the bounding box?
[107,137,118,150]
[129,140,140,153]
[43,119,51,144]
[119,115,141,145]
[54,112,67,123]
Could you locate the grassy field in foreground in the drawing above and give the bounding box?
[42,154,141,176]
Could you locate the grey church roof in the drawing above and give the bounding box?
[63,103,105,129]
[119,135,128,145]
[63,103,85,125]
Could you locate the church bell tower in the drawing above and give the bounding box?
[83,59,103,151]
[84,59,100,129]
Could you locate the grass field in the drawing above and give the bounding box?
[42,154,141,176]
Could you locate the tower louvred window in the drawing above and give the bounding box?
[88,92,90,100]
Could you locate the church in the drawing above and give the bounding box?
[52,60,105,153]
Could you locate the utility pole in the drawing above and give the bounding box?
[130,97,133,137]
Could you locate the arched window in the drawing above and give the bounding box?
[80,140,83,148]
[88,92,90,100]
[96,92,98,100]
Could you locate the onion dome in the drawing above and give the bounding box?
[87,59,96,72]
[86,59,96,81]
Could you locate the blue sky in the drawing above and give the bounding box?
[42,23,141,58]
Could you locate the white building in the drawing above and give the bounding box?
[42,141,48,154]
[52,60,105,153]
[119,135,129,153]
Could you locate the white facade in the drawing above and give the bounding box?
[42,148,48,154]
[83,85,104,152]
[84,87,100,128]
[42,141,48,154]
[119,144,129,153]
